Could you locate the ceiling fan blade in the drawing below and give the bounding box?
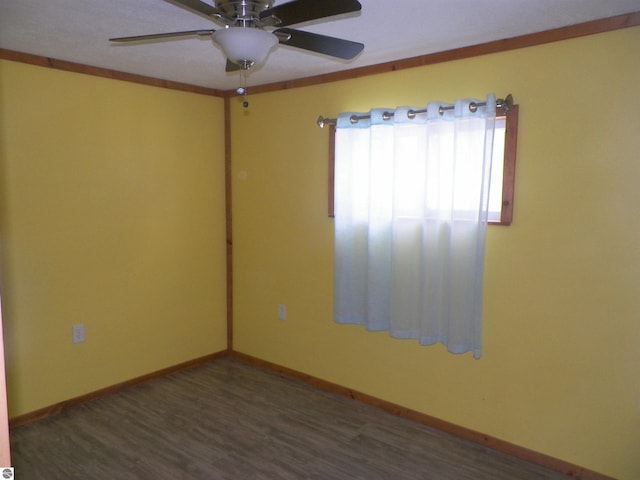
[274,28,363,60]
[110,30,215,43]
[226,59,241,72]
[260,0,361,27]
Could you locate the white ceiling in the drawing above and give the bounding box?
[1,0,639,91]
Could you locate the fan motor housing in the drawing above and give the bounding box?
[215,0,274,18]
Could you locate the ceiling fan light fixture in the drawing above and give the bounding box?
[213,27,278,70]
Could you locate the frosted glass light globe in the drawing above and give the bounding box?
[213,28,278,69]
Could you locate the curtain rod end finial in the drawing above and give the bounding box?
[317,115,337,128]
[503,94,514,112]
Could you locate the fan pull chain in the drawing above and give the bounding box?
[237,70,247,96]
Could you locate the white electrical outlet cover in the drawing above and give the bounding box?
[72,324,85,343]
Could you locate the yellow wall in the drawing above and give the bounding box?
[0,60,228,417]
[1,24,638,480]
[231,27,640,479]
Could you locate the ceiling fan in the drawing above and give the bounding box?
[110,0,364,80]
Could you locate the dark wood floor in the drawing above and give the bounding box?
[10,357,569,479]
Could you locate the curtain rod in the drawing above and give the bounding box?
[317,94,514,128]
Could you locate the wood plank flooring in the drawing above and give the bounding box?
[10,357,570,479]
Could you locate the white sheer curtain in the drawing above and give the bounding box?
[334,94,497,359]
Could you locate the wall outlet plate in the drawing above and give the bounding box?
[72,324,85,343]
[277,304,286,321]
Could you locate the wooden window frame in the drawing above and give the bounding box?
[328,104,519,226]
[494,104,518,225]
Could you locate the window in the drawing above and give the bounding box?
[328,103,518,226]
